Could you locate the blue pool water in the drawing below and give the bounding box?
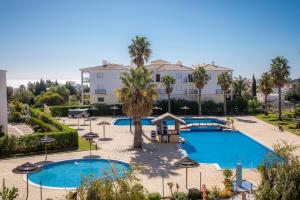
[181,130,280,169]
[113,117,225,126]
[28,159,129,188]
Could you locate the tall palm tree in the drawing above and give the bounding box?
[116,67,157,148]
[161,75,176,113]
[233,76,248,97]
[270,56,290,120]
[192,66,210,115]
[217,72,232,115]
[128,36,152,67]
[259,72,273,116]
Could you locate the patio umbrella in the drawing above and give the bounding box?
[12,162,40,200]
[82,132,99,156]
[180,106,190,115]
[174,156,199,188]
[152,106,162,115]
[39,135,56,161]
[110,106,119,115]
[97,121,110,138]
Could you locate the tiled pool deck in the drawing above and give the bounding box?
[1,116,300,199]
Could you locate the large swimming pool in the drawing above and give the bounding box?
[181,130,280,169]
[28,159,129,189]
[113,117,225,126]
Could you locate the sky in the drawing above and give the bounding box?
[0,0,300,82]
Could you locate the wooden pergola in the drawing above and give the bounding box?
[152,113,186,143]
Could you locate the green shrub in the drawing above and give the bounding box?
[0,126,4,137]
[148,192,161,200]
[171,192,188,200]
[156,99,199,115]
[202,100,224,115]
[188,188,202,200]
[295,106,300,117]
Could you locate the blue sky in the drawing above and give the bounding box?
[0,0,299,81]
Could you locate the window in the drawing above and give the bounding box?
[97,72,104,79]
[176,73,182,79]
[156,74,161,82]
[188,74,193,82]
[98,97,104,103]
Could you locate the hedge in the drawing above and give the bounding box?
[49,104,124,117]
[0,108,78,157]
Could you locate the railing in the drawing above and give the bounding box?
[82,77,90,83]
[186,89,198,95]
[95,89,107,94]
[216,89,223,94]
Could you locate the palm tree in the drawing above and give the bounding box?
[116,67,157,148]
[128,36,152,67]
[217,72,232,115]
[192,66,210,115]
[270,56,290,120]
[259,72,273,116]
[233,76,248,97]
[161,75,176,113]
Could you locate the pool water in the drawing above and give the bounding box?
[28,159,129,188]
[181,130,281,169]
[113,117,225,126]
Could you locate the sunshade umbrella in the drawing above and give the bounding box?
[97,121,110,138]
[174,156,199,188]
[82,132,99,156]
[180,106,190,115]
[12,162,40,200]
[110,106,119,115]
[152,106,162,115]
[39,135,55,161]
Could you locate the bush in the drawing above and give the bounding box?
[148,192,161,200]
[188,188,202,200]
[202,100,224,115]
[229,96,249,114]
[171,192,188,200]
[0,126,5,137]
[295,106,300,117]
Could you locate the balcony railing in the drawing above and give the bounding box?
[216,89,223,94]
[82,77,90,83]
[95,89,107,94]
[186,89,198,95]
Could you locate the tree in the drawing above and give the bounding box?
[48,85,70,103]
[232,76,248,97]
[66,82,78,95]
[116,67,157,148]
[259,72,273,116]
[192,66,210,115]
[7,86,13,102]
[12,85,34,105]
[161,75,176,113]
[218,72,232,115]
[252,74,257,97]
[35,91,65,106]
[256,141,300,200]
[270,56,290,120]
[128,36,152,67]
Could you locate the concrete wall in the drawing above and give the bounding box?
[0,70,8,133]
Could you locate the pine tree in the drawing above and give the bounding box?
[252,74,257,97]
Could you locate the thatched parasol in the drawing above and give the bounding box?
[82,132,99,156]
[110,106,119,115]
[180,106,190,115]
[152,106,162,115]
[39,135,55,161]
[174,157,199,188]
[97,121,110,138]
[12,162,40,200]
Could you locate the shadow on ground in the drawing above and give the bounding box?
[82,155,101,159]
[98,138,113,141]
[131,143,183,178]
[34,161,54,166]
[235,118,257,123]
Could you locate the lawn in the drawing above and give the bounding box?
[255,113,300,136]
[78,137,96,151]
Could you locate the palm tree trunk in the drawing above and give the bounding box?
[278,87,282,121]
[224,92,227,115]
[133,119,142,148]
[198,88,202,115]
[168,93,171,113]
[264,93,268,116]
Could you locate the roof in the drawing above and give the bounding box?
[150,59,170,65]
[146,60,193,72]
[152,113,186,125]
[194,64,233,71]
[80,64,129,72]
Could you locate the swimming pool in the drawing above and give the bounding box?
[181,130,280,169]
[28,159,129,189]
[113,117,225,126]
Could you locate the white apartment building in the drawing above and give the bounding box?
[80,59,233,105]
[0,70,8,133]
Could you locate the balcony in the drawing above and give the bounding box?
[82,77,90,83]
[95,89,107,94]
[186,89,198,95]
[156,88,165,94]
[216,89,223,94]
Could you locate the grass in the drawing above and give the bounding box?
[255,112,300,136]
[78,137,97,151]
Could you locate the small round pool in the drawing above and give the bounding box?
[28,159,129,189]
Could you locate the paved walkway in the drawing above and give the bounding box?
[8,123,34,136]
[0,116,299,200]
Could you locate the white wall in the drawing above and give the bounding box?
[0,70,8,133]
